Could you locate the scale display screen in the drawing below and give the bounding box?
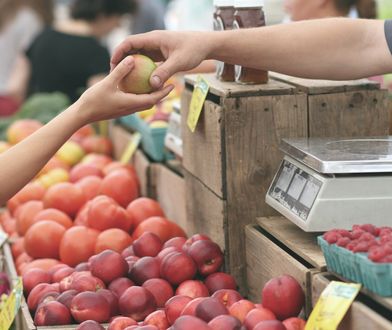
[268,159,322,221]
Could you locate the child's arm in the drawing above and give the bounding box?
[0,57,173,204]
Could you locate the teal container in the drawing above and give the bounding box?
[318,236,392,296]
[119,114,172,162]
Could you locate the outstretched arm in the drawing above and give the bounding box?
[111,18,392,89]
[0,57,173,204]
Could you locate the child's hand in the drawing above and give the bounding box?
[76,56,174,125]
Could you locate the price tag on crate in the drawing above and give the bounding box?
[306,281,361,330]
[120,132,142,164]
[0,277,23,330]
[187,75,210,133]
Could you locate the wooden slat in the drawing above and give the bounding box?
[271,72,380,95]
[256,216,326,270]
[223,93,308,290]
[185,73,295,97]
[245,225,313,316]
[308,90,390,138]
[110,124,131,160]
[311,273,392,330]
[152,164,187,233]
[184,170,226,252]
[181,90,226,198]
[132,149,151,198]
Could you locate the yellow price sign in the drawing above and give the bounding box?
[120,132,142,164]
[306,281,361,330]
[187,76,210,133]
[0,277,23,330]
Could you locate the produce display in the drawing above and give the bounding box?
[319,224,392,296]
[0,118,308,329]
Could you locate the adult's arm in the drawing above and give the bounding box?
[0,57,173,204]
[111,18,392,89]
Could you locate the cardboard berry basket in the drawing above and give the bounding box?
[318,236,392,297]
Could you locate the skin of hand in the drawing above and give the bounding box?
[111,18,392,86]
[0,56,173,204]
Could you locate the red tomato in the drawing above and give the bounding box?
[133,216,187,242]
[43,183,86,217]
[24,221,66,259]
[59,226,99,267]
[15,200,44,236]
[69,163,103,183]
[7,182,46,215]
[126,197,165,228]
[81,136,113,156]
[21,259,61,276]
[75,176,102,201]
[95,228,133,254]
[33,208,73,229]
[100,169,139,207]
[87,196,132,232]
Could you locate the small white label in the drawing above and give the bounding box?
[287,174,307,200]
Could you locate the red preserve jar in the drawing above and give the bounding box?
[233,0,268,84]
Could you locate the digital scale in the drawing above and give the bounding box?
[266,137,392,232]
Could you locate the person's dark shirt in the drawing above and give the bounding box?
[26,28,110,102]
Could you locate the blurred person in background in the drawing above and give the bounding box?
[7,0,136,104]
[0,0,53,116]
[284,0,377,21]
[132,0,166,34]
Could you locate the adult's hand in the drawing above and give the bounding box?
[111,31,212,89]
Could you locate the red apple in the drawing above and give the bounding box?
[205,273,237,294]
[208,315,242,330]
[282,317,306,330]
[212,289,243,308]
[143,309,170,330]
[71,291,111,323]
[163,237,187,250]
[175,280,209,299]
[129,256,160,285]
[97,289,119,316]
[23,268,51,295]
[244,308,276,330]
[181,297,207,317]
[108,316,137,330]
[68,274,105,292]
[27,283,59,311]
[56,290,78,309]
[142,278,174,307]
[122,246,136,258]
[254,320,286,330]
[75,262,90,272]
[133,232,163,257]
[119,286,157,321]
[109,277,135,298]
[90,250,128,284]
[76,320,105,330]
[52,267,75,283]
[195,297,228,323]
[188,240,223,276]
[157,247,179,264]
[261,275,305,320]
[171,315,210,330]
[229,300,255,323]
[182,234,211,253]
[164,295,192,325]
[160,252,196,285]
[34,301,72,326]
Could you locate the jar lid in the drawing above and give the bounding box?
[214,0,234,6]
[234,0,264,7]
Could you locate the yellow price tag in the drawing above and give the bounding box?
[187,75,210,133]
[306,281,361,330]
[99,120,109,137]
[120,133,142,164]
[0,277,23,330]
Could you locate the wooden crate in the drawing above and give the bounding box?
[271,73,390,138]
[245,216,326,315]
[181,74,308,289]
[181,73,390,290]
[311,273,392,330]
[150,163,187,232]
